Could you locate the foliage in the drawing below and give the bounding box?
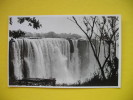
[9,30,26,38]
[44,32,81,39]
[9,17,12,25]
[17,17,42,29]
[56,73,118,86]
[9,78,56,86]
[9,30,82,39]
[9,17,42,29]
[70,16,119,80]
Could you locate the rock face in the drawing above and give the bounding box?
[77,40,98,80]
[9,38,104,84]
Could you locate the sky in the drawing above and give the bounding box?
[9,16,87,37]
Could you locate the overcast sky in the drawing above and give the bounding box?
[9,16,87,37]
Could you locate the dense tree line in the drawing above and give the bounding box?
[9,30,82,39]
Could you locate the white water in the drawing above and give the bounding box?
[10,38,102,84]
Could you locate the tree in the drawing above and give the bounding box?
[17,17,42,29]
[9,17,42,38]
[95,16,119,79]
[70,16,119,80]
[9,30,26,38]
[9,17,42,29]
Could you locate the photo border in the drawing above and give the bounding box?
[8,15,121,88]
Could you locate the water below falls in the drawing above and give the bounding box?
[9,38,104,84]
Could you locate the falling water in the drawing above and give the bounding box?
[9,38,101,84]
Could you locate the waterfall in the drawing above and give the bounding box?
[9,38,100,84]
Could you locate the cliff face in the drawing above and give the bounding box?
[77,39,99,80]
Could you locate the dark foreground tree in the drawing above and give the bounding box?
[70,16,119,81]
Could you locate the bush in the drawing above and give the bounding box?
[9,30,26,38]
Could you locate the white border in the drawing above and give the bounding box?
[8,15,121,88]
